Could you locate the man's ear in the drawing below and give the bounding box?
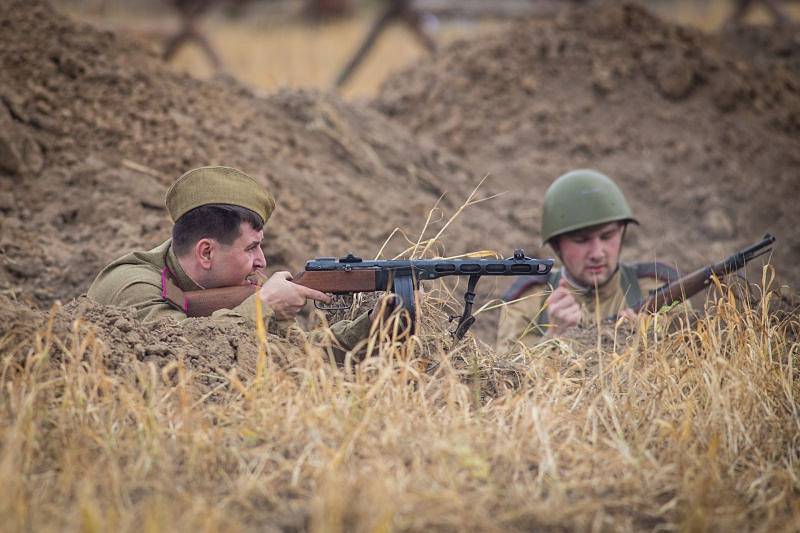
[194,238,215,270]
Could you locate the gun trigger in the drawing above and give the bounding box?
[314,294,353,311]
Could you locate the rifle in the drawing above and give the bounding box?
[633,233,776,314]
[165,250,554,339]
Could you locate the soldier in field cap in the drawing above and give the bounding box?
[497,169,682,349]
[88,166,371,351]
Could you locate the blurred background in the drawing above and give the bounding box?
[52,0,800,99]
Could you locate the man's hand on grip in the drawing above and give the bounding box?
[258,271,331,320]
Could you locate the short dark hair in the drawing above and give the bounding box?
[172,204,264,256]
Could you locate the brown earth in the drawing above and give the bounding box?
[0,0,496,313]
[377,3,800,291]
[1,0,799,351]
[717,23,800,79]
[0,292,313,399]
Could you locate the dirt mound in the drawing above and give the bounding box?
[0,0,499,312]
[377,3,800,288]
[718,23,800,79]
[0,292,278,393]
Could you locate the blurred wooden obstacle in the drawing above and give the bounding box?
[725,0,798,27]
[333,0,589,89]
[162,0,352,72]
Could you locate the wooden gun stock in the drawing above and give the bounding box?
[291,270,377,293]
[182,284,258,318]
[637,267,714,314]
[635,233,776,314]
[177,270,379,317]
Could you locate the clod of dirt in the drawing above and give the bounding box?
[652,53,697,100]
[0,103,43,176]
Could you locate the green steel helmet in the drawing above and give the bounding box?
[540,169,637,245]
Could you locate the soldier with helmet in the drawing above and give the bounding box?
[497,169,680,347]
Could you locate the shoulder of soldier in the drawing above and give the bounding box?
[625,261,680,283]
[623,261,680,292]
[502,270,558,302]
[88,262,163,305]
[88,240,171,304]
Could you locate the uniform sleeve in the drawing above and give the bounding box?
[211,293,282,333]
[496,290,550,351]
[303,311,373,365]
[221,293,371,351]
[329,312,372,351]
[91,280,187,322]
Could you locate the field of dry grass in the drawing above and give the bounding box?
[2,271,798,531]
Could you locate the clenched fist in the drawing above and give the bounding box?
[544,277,581,337]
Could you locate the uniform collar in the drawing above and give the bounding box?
[562,266,621,299]
[165,241,203,291]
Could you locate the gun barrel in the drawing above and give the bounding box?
[740,233,775,258]
[304,254,554,280]
[638,233,777,314]
[715,233,776,276]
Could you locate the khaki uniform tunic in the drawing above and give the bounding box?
[87,239,371,351]
[497,266,666,350]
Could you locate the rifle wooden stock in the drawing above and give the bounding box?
[182,284,259,317]
[635,233,775,314]
[179,270,378,317]
[637,267,713,314]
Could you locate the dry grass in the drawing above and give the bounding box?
[1,270,799,532]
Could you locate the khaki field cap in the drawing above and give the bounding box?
[540,169,637,245]
[165,166,276,223]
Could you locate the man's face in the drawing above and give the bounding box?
[207,222,266,288]
[553,222,624,287]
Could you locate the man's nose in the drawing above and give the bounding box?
[587,238,605,258]
[254,247,266,269]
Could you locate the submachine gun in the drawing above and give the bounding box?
[296,250,554,338]
[169,250,554,339]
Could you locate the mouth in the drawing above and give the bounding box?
[585,265,606,276]
[245,271,267,286]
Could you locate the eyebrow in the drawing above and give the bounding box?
[571,226,618,240]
